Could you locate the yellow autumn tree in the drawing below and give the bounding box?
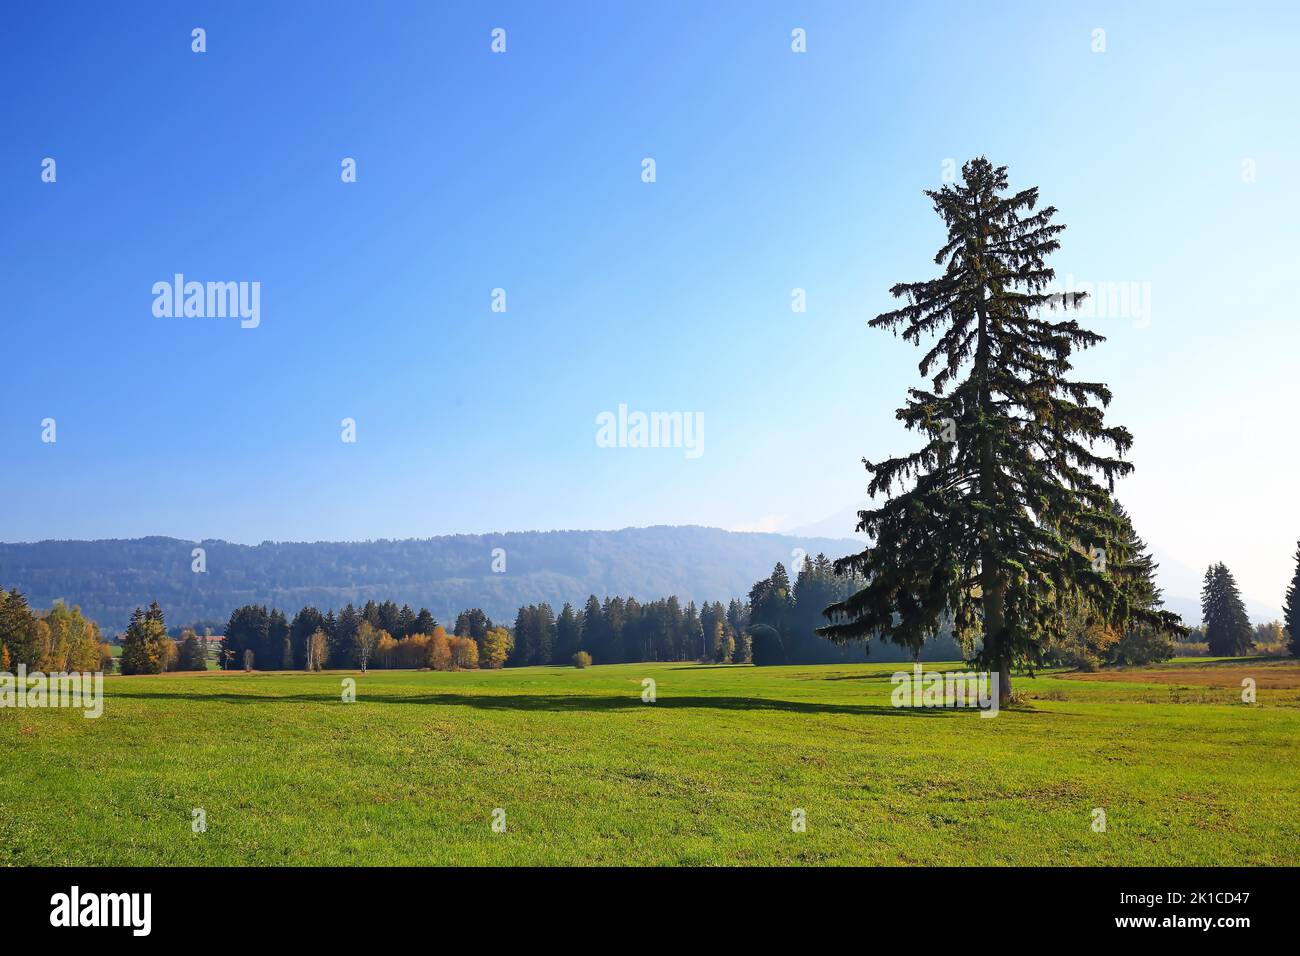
[449,636,479,670]
[395,634,429,668]
[480,627,511,669]
[376,632,399,668]
[427,626,453,670]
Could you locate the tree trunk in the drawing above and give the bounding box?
[999,655,1011,705]
[973,270,1011,705]
[981,566,1012,705]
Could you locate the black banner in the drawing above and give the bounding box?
[1,866,1286,940]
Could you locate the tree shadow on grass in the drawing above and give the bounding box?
[817,673,912,683]
[106,690,961,717]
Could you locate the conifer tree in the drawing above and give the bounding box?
[555,602,582,663]
[1107,502,1185,664]
[510,605,545,666]
[120,605,165,675]
[727,599,750,663]
[414,608,437,636]
[177,629,206,671]
[821,158,1162,702]
[333,604,360,668]
[1283,542,1300,657]
[0,588,40,669]
[580,596,606,662]
[683,601,704,660]
[397,603,417,639]
[1201,563,1254,657]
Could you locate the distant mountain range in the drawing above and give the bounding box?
[0,527,856,633]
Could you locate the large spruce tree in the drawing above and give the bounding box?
[1283,542,1300,657]
[821,158,1166,702]
[1201,563,1254,657]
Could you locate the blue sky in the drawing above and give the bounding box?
[3,1,1298,609]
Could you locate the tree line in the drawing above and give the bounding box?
[7,534,1300,675]
[212,553,883,671]
[0,589,113,673]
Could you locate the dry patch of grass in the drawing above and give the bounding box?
[1062,659,1300,690]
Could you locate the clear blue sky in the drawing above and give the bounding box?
[3,2,1298,608]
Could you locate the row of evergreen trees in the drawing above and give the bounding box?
[749,553,964,664]
[510,595,753,666]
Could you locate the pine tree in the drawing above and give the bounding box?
[555,603,582,662]
[0,588,40,669]
[120,605,165,675]
[617,597,637,662]
[727,599,751,663]
[821,158,1159,702]
[533,603,557,666]
[683,601,704,660]
[397,603,417,638]
[1201,563,1254,657]
[413,608,437,636]
[661,596,680,660]
[580,596,606,662]
[177,629,206,671]
[333,604,360,668]
[266,608,289,668]
[1283,542,1300,657]
[1107,502,1185,664]
[510,606,536,666]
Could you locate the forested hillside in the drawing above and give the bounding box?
[0,526,853,633]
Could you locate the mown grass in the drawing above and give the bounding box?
[2,659,1296,865]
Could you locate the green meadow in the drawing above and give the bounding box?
[2,659,1296,866]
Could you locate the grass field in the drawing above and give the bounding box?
[2,659,1297,865]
